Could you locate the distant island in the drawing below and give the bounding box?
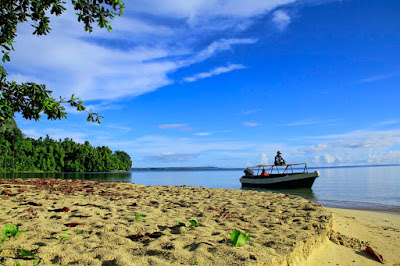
[132,166,243,172]
[132,164,400,172]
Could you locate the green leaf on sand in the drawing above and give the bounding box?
[231,230,251,247]
[20,249,35,258]
[59,231,69,239]
[186,218,199,227]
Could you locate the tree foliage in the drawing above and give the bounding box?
[0,124,132,173]
[0,0,125,125]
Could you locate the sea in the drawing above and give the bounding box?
[2,165,400,213]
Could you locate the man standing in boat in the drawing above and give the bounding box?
[274,151,286,166]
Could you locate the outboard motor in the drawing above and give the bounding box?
[244,168,254,177]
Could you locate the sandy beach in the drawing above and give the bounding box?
[0,178,399,265]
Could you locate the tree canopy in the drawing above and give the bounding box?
[0,0,125,125]
[0,125,132,173]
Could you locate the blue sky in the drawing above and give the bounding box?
[7,0,400,167]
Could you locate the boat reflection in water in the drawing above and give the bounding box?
[242,186,318,202]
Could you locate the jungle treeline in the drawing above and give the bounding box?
[0,119,132,173]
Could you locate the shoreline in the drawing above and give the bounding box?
[316,202,400,216]
[0,178,399,265]
[305,207,400,265]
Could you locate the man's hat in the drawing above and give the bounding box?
[277,151,281,154]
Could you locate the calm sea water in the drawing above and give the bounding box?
[2,165,400,213]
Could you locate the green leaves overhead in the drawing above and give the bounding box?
[0,0,125,125]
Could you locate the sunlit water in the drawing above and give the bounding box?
[2,165,400,212]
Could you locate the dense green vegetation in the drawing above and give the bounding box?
[0,119,131,173]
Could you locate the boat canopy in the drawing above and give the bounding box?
[246,163,309,174]
[247,163,307,169]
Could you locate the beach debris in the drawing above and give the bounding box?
[64,223,84,227]
[163,243,174,250]
[25,201,43,206]
[176,219,186,226]
[19,249,40,264]
[126,232,144,241]
[231,230,251,247]
[126,231,164,241]
[220,211,235,219]
[43,195,58,200]
[1,189,14,196]
[149,200,159,205]
[50,207,70,212]
[218,238,229,244]
[70,214,92,218]
[205,206,220,211]
[146,232,164,238]
[23,207,37,218]
[365,246,384,263]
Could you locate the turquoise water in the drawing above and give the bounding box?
[2,165,400,212]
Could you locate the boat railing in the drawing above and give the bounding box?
[248,163,308,175]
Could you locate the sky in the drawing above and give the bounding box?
[7,0,400,167]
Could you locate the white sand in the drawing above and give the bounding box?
[0,178,331,265]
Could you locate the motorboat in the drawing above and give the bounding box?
[240,163,319,189]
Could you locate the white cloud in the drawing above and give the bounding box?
[375,120,400,126]
[286,120,320,126]
[183,64,246,82]
[144,152,199,162]
[158,124,191,130]
[195,132,212,136]
[190,39,257,63]
[244,122,261,127]
[129,0,296,21]
[272,10,291,31]
[96,135,256,155]
[242,109,262,115]
[357,72,400,83]
[284,119,341,127]
[260,153,268,164]
[6,73,45,84]
[5,0,296,102]
[22,127,88,144]
[295,129,400,165]
[367,151,400,164]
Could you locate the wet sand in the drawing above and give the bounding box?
[305,208,400,265]
[0,178,398,265]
